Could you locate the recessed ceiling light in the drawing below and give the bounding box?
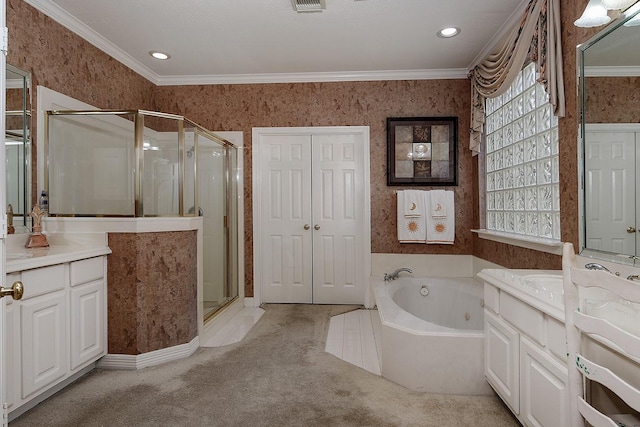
[437,27,461,38]
[149,51,171,60]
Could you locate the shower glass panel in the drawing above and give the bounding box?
[5,65,31,230]
[184,124,197,216]
[47,112,137,216]
[198,129,234,320]
[228,145,239,305]
[141,114,182,216]
[45,110,240,319]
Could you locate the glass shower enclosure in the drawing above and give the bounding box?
[45,110,239,321]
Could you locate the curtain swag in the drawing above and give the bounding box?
[469,0,565,156]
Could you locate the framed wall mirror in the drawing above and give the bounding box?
[5,64,32,233]
[578,2,640,265]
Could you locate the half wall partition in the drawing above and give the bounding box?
[44,110,239,321]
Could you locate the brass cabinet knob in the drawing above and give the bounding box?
[304,224,310,230]
[0,281,24,300]
[627,226,636,233]
[314,224,320,230]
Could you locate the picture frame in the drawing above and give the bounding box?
[386,116,458,186]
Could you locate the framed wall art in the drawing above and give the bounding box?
[386,116,458,186]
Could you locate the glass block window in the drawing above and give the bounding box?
[484,62,560,240]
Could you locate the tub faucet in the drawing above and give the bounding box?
[384,268,413,282]
[627,275,640,282]
[585,262,611,273]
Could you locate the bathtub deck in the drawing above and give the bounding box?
[325,309,382,375]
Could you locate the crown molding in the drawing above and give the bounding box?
[24,0,468,86]
[155,69,469,86]
[24,0,161,83]
[583,65,640,77]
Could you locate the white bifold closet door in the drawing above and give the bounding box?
[259,132,366,304]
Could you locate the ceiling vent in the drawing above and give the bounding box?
[291,0,326,12]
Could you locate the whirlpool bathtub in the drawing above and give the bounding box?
[372,275,492,395]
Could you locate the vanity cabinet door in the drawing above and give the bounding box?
[485,310,520,414]
[70,280,105,370]
[520,336,569,427]
[20,291,68,399]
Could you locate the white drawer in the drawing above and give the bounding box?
[484,282,500,314]
[20,264,66,299]
[500,292,545,346]
[70,257,104,287]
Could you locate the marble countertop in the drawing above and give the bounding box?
[478,268,564,321]
[6,232,111,273]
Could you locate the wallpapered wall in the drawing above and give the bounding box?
[8,0,599,297]
[585,77,640,123]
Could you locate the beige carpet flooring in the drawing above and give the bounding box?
[10,304,519,427]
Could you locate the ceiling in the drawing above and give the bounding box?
[25,0,528,85]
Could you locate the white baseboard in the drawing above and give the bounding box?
[97,336,200,370]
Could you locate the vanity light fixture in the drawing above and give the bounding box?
[149,51,171,60]
[437,27,461,38]
[574,0,611,27]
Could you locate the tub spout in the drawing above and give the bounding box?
[384,268,413,282]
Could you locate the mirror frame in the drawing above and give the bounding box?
[5,64,32,232]
[577,1,640,266]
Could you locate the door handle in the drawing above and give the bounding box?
[314,224,320,230]
[304,224,310,230]
[627,226,636,233]
[0,281,24,300]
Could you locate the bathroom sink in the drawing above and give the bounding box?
[519,274,564,305]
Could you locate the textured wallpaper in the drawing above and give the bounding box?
[585,77,640,123]
[8,0,601,296]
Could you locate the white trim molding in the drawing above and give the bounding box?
[472,229,563,255]
[155,69,469,86]
[97,337,199,370]
[584,66,640,77]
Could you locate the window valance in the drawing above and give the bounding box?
[469,0,565,155]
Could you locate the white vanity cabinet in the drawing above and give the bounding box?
[5,251,109,420]
[480,270,569,427]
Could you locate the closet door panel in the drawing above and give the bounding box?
[312,133,365,304]
[260,134,313,303]
[584,131,635,255]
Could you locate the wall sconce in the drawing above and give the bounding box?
[574,0,611,27]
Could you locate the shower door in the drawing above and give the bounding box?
[198,132,238,320]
